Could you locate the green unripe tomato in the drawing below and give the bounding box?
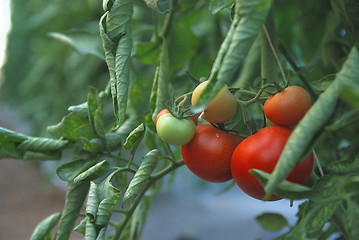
[156,114,196,146]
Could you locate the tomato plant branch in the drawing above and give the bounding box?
[262,24,287,87]
[112,159,184,240]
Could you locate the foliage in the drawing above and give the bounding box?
[1,0,359,239]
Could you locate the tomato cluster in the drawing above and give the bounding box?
[155,82,314,201]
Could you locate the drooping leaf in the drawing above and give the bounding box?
[250,170,312,200]
[99,0,133,126]
[48,31,105,60]
[29,212,61,240]
[55,181,90,240]
[256,212,288,232]
[122,149,160,206]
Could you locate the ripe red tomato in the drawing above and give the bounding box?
[263,86,311,127]
[182,124,242,183]
[231,125,314,201]
[156,114,196,146]
[155,109,197,125]
[191,81,237,123]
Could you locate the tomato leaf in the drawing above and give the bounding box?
[55,181,90,240]
[122,149,160,207]
[150,41,170,122]
[124,123,146,155]
[86,175,121,226]
[250,169,312,200]
[47,111,95,140]
[143,0,172,14]
[73,160,111,183]
[264,47,359,199]
[48,31,105,60]
[255,212,288,232]
[56,159,98,182]
[210,0,234,14]
[29,212,61,240]
[17,137,68,152]
[99,0,133,126]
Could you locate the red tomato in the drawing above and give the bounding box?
[263,86,311,127]
[231,125,314,201]
[155,109,197,125]
[182,124,242,183]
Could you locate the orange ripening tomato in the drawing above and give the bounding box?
[263,86,311,127]
[191,81,237,123]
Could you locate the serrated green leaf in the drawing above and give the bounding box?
[48,31,105,60]
[124,123,145,155]
[256,212,288,232]
[265,47,359,198]
[210,0,234,14]
[250,170,312,200]
[29,212,61,240]
[122,149,160,206]
[56,159,97,182]
[47,112,94,140]
[73,160,111,183]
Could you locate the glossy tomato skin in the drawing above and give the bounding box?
[155,109,197,125]
[191,81,237,123]
[156,114,196,146]
[264,86,311,127]
[231,125,314,201]
[182,124,242,183]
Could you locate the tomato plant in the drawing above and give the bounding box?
[263,86,312,127]
[191,80,237,123]
[231,125,314,200]
[182,124,242,183]
[156,113,196,146]
[1,0,359,239]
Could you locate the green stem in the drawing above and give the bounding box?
[261,6,278,84]
[278,43,317,99]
